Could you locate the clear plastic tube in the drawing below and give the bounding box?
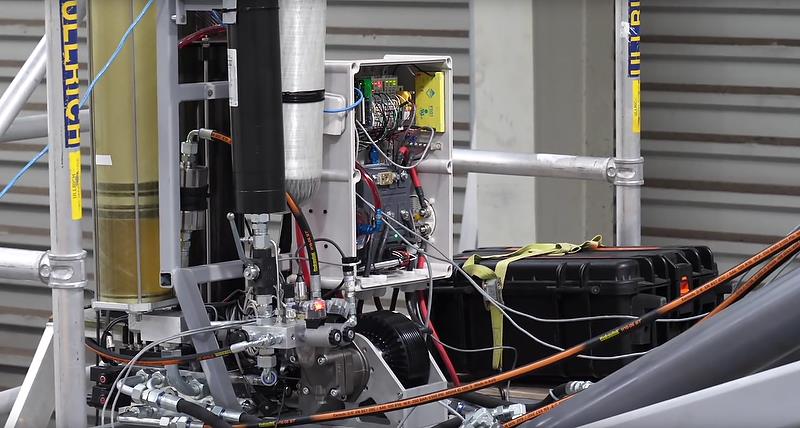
[90,0,169,303]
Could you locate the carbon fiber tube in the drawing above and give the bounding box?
[227,0,286,214]
[523,268,800,427]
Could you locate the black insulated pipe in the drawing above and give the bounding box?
[175,398,232,428]
[227,0,286,214]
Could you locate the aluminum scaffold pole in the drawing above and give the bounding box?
[614,0,644,246]
[0,36,46,139]
[44,0,88,426]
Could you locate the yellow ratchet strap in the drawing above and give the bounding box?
[462,236,602,369]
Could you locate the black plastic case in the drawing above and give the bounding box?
[431,246,729,381]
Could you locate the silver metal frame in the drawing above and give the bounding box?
[419,149,616,183]
[0,247,49,283]
[156,0,183,280]
[0,36,46,139]
[614,0,644,246]
[0,0,646,425]
[170,262,243,409]
[44,0,88,425]
[4,323,55,428]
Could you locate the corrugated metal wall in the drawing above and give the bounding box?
[0,0,469,389]
[641,0,800,270]
[4,0,796,391]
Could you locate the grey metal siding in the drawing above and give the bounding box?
[641,0,800,270]
[0,0,469,389]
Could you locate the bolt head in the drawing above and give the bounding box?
[39,264,51,279]
[289,355,298,364]
[243,264,261,280]
[301,386,310,395]
[329,388,339,397]
[317,356,327,366]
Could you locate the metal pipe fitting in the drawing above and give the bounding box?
[117,416,204,428]
[208,405,249,423]
[309,275,323,300]
[165,365,204,397]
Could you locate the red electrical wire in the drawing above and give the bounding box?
[418,290,462,386]
[178,24,226,49]
[355,162,383,210]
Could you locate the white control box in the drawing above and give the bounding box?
[304,55,454,292]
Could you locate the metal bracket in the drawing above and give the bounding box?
[612,157,644,187]
[350,334,447,427]
[177,81,230,102]
[171,262,244,410]
[222,0,237,24]
[174,0,224,25]
[45,250,87,289]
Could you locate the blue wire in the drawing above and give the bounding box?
[80,0,155,109]
[324,87,364,114]
[0,0,155,201]
[0,145,49,200]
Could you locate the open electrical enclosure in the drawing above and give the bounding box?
[309,55,454,291]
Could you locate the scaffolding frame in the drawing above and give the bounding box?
[0,0,642,425]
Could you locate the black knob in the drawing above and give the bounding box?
[329,329,343,345]
[342,327,356,343]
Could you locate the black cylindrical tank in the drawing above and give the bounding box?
[227,0,286,214]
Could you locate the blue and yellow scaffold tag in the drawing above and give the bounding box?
[61,0,82,220]
[628,1,641,78]
[628,1,641,133]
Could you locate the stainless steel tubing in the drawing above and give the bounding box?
[0,36,46,139]
[117,416,204,428]
[418,149,614,182]
[613,0,643,246]
[165,365,203,397]
[0,110,90,143]
[0,247,49,282]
